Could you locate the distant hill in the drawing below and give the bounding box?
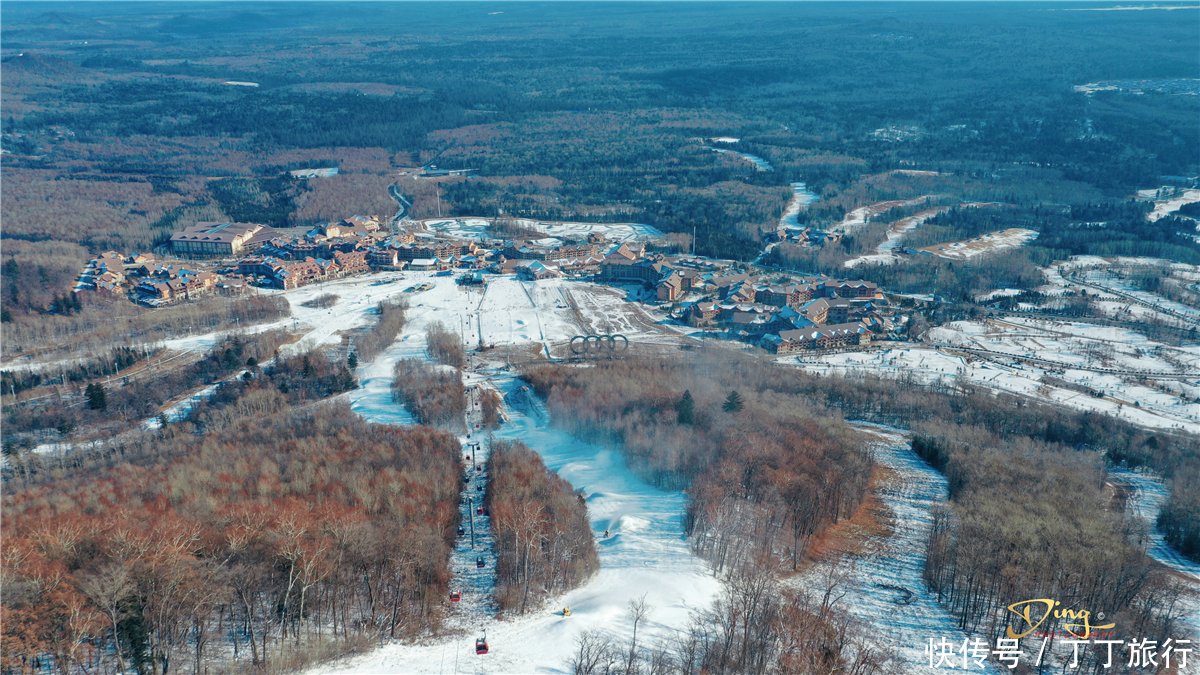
[157,12,275,35]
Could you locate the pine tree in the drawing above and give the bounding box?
[348,352,359,369]
[676,390,694,425]
[723,390,744,413]
[86,382,108,411]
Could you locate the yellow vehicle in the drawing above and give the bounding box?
[563,606,571,617]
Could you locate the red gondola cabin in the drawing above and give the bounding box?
[475,637,488,654]
[450,590,461,602]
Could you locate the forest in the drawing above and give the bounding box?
[525,352,1199,671]
[3,1,1197,291]
[2,330,293,451]
[523,357,874,574]
[391,359,465,432]
[485,440,599,614]
[1,403,464,675]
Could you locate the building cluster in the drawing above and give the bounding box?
[684,274,887,352]
[768,225,842,247]
[589,242,891,352]
[82,213,898,354]
[79,251,223,306]
[213,217,614,289]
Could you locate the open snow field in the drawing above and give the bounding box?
[1144,188,1200,222]
[420,218,665,244]
[916,227,1039,261]
[844,206,952,268]
[837,195,937,234]
[795,316,1200,435]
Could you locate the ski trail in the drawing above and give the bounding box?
[788,423,1006,675]
[1109,468,1200,642]
[323,353,721,674]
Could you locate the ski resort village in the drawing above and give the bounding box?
[7,186,1200,675]
[4,5,1200,674]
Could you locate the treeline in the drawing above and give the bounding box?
[187,349,358,433]
[426,321,466,369]
[392,359,465,432]
[1158,468,1200,560]
[766,199,1200,302]
[485,440,598,613]
[914,426,1182,657]
[569,560,890,675]
[0,403,463,675]
[2,330,292,445]
[352,298,407,364]
[771,365,1200,565]
[1,293,290,360]
[522,358,873,573]
[1,345,156,398]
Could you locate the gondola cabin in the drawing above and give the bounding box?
[475,637,488,655]
[457,526,465,536]
[476,556,485,568]
[476,506,484,515]
[450,590,461,602]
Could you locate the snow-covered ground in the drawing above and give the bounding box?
[1109,468,1200,644]
[794,317,1200,435]
[702,146,772,171]
[778,182,820,229]
[420,218,665,244]
[1077,267,1200,323]
[916,227,1039,261]
[837,195,937,234]
[790,424,1004,675]
[844,206,951,268]
[1145,188,1200,222]
[317,346,721,673]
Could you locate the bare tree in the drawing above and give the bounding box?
[571,629,615,675]
[626,593,653,675]
[78,562,135,674]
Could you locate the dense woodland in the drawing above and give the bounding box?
[915,429,1186,669]
[3,2,1197,285]
[350,298,407,365]
[2,330,293,452]
[528,353,1199,672]
[524,358,873,573]
[0,287,289,361]
[1,403,463,675]
[391,359,466,432]
[485,441,599,614]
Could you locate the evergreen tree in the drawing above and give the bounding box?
[676,390,694,425]
[723,390,744,413]
[348,351,359,369]
[86,382,108,411]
